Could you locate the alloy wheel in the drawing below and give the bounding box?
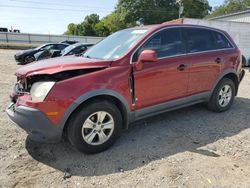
[218,84,232,107]
[81,111,114,146]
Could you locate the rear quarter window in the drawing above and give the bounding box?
[212,31,233,49]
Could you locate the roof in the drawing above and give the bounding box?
[209,8,250,20]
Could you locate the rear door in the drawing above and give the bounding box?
[183,27,223,95]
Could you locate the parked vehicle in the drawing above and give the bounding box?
[61,40,79,45]
[34,43,94,61]
[14,43,69,65]
[7,23,245,154]
[0,27,8,32]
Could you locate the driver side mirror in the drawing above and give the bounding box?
[134,50,157,71]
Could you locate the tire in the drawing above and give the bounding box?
[208,78,236,112]
[67,100,122,154]
[24,55,35,64]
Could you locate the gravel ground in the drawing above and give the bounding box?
[0,49,250,188]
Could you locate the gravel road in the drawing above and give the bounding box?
[0,49,250,188]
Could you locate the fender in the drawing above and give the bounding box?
[59,89,131,132]
[210,68,239,98]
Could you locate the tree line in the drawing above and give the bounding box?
[65,0,250,37]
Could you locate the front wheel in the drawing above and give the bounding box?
[67,100,122,154]
[24,55,35,64]
[208,78,236,112]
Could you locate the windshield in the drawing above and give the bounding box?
[35,44,47,50]
[61,44,77,55]
[83,29,148,60]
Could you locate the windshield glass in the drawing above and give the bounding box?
[61,44,77,55]
[35,44,47,50]
[83,29,148,60]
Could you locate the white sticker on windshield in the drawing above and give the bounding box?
[131,30,148,34]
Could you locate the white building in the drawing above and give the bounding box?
[209,8,250,23]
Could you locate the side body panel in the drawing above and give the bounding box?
[133,56,189,109]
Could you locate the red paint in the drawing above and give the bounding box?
[13,23,242,126]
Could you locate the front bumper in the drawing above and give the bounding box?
[14,55,23,63]
[6,103,63,143]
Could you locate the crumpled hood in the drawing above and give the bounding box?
[16,55,112,78]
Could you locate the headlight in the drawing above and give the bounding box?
[30,82,55,102]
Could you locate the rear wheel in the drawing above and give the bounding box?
[24,55,35,64]
[208,78,236,112]
[67,100,122,154]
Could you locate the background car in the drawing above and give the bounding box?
[35,43,94,61]
[60,40,79,45]
[14,43,69,65]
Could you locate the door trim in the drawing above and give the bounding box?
[131,91,210,121]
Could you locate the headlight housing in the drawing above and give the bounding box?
[30,82,55,102]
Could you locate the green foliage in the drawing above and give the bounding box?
[183,0,211,18]
[65,0,212,36]
[208,0,250,18]
[116,0,179,26]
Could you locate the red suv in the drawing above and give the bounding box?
[7,23,245,153]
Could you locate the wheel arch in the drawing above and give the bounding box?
[212,69,239,97]
[60,90,131,136]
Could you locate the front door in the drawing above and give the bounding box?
[132,28,189,109]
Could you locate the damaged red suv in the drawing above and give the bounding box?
[7,23,245,153]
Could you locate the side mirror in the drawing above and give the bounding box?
[134,50,157,71]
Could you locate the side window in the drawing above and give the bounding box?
[185,28,216,53]
[72,46,86,54]
[213,31,233,49]
[42,44,54,50]
[55,44,67,50]
[132,28,184,62]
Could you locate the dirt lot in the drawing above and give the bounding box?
[0,49,250,188]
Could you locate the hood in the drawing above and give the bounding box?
[16,55,112,78]
[15,49,37,56]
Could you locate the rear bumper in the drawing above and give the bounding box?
[6,103,62,143]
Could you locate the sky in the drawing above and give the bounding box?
[0,0,224,35]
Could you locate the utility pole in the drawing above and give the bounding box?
[176,0,184,18]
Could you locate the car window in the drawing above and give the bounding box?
[213,31,233,49]
[185,28,216,53]
[72,46,87,54]
[55,44,67,50]
[132,28,184,62]
[42,44,54,50]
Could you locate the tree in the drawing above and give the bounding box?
[183,0,211,18]
[82,14,100,36]
[65,14,100,36]
[208,0,250,18]
[65,0,212,36]
[102,12,126,33]
[115,0,179,26]
[64,23,77,35]
[94,21,110,37]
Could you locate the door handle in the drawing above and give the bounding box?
[215,57,221,63]
[177,64,187,71]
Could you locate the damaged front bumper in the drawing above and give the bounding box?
[6,103,62,143]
